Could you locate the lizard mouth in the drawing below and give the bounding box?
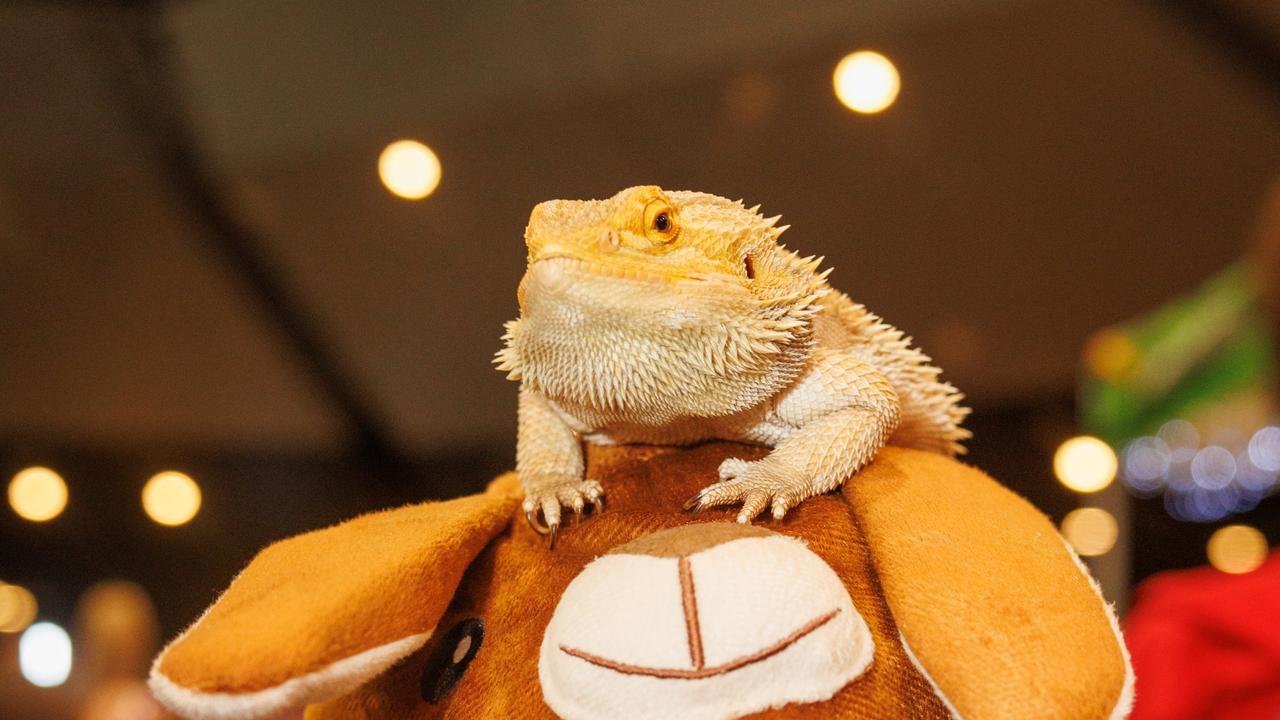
[532,255,706,284]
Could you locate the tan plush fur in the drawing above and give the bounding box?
[846,450,1131,719]
[495,186,970,530]
[149,445,1130,719]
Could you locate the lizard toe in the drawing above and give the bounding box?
[736,492,770,524]
[718,457,753,482]
[540,497,562,531]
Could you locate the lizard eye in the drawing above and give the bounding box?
[643,201,679,244]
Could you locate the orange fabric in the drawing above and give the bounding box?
[310,444,950,719]
[158,479,521,693]
[156,444,1126,719]
[847,449,1129,720]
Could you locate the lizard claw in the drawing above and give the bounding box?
[524,506,554,535]
[686,457,814,523]
[521,477,605,549]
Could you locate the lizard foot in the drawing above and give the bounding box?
[684,457,809,524]
[522,478,605,549]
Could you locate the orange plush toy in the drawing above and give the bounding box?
[149,444,1133,719]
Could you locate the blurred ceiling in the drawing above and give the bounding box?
[1,0,1278,457]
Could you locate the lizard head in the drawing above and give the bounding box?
[523,185,799,289]
[497,186,830,419]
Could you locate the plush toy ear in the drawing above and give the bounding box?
[149,474,521,720]
[847,449,1134,720]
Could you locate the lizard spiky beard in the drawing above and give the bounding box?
[496,185,969,544]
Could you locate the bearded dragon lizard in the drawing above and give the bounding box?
[496,186,970,543]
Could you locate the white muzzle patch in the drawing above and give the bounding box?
[539,524,872,720]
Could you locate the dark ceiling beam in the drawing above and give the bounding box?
[102,4,407,467]
[1145,0,1280,110]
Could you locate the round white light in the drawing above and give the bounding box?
[1061,507,1119,557]
[8,466,68,522]
[1248,426,1280,472]
[1207,524,1268,574]
[1190,446,1237,490]
[378,140,442,200]
[19,621,73,687]
[833,51,900,114]
[0,583,38,633]
[1054,436,1117,493]
[142,471,202,527]
[1158,419,1200,463]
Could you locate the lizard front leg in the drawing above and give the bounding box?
[687,352,900,522]
[517,386,603,545]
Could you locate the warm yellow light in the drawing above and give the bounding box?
[1207,524,1268,574]
[1061,507,1118,557]
[141,471,202,527]
[378,140,441,200]
[833,50,900,114]
[1083,329,1138,383]
[1054,436,1117,493]
[8,467,68,522]
[0,583,39,634]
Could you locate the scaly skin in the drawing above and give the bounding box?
[495,186,969,540]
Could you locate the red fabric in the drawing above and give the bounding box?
[1125,552,1280,720]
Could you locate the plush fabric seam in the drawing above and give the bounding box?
[148,631,431,720]
[899,630,963,720]
[1058,535,1136,720]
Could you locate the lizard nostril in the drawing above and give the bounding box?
[599,229,621,252]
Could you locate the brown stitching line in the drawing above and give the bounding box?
[560,609,840,680]
[678,556,705,670]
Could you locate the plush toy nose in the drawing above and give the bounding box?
[539,523,872,720]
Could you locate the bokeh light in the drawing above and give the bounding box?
[833,51,900,114]
[8,466,68,522]
[1158,419,1200,463]
[1083,328,1138,383]
[141,471,202,527]
[1248,426,1280,472]
[82,680,168,720]
[76,580,160,679]
[0,582,38,633]
[19,621,73,687]
[1122,419,1279,522]
[1121,436,1170,497]
[1206,524,1268,574]
[1061,507,1119,557]
[1190,446,1236,490]
[1054,436,1117,493]
[378,139,442,199]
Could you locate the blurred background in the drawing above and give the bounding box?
[2,1,1279,717]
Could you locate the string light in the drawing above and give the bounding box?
[141,471,202,527]
[1054,436,1117,493]
[378,140,442,200]
[19,622,73,687]
[0,583,38,633]
[833,51,900,114]
[1207,524,1268,574]
[8,466,68,522]
[1060,508,1118,557]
